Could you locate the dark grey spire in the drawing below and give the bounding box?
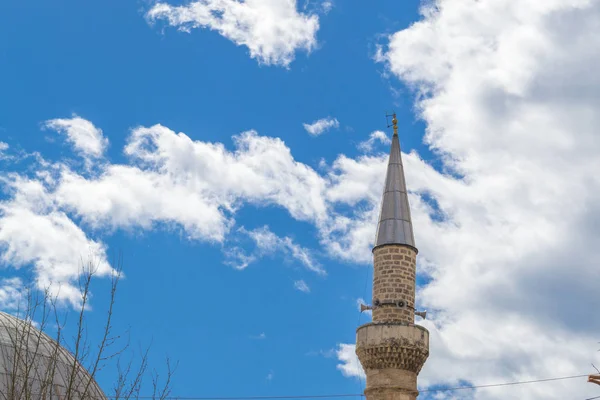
[373,115,416,251]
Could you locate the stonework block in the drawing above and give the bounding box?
[365,369,418,400]
[356,324,429,372]
[356,323,429,400]
[364,389,418,400]
[372,245,417,324]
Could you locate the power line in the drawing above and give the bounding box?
[95,373,591,399]
[125,396,361,400]
[419,373,589,393]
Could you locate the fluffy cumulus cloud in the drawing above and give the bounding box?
[43,115,108,159]
[335,1,600,399]
[0,117,383,308]
[336,344,364,380]
[303,117,340,136]
[357,130,391,153]
[321,153,389,263]
[146,0,319,67]
[53,125,330,242]
[0,175,114,307]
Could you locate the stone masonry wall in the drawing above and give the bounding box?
[365,369,418,400]
[372,245,417,324]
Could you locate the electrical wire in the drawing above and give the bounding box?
[419,373,589,393]
[93,372,591,399]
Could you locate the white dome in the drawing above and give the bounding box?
[0,311,106,399]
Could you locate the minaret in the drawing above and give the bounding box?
[356,114,429,400]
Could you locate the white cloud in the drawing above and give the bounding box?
[336,344,364,379]
[336,1,600,399]
[0,175,114,307]
[0,142,10,161]
[4,117,337,294]
[43,115,108,159]
[223,246,257,270]
[54,125,330,244]
[321,1,333,14]
[303,117,339,136]
[0,116,428,313]
[0,278,25,311]
[293,279,310,293]
[319,153,389,264]
[248,227,323,274]
[3,118,391,298]
[3,119,374,299]
[357,130,391,153]
[55,164,232,242]
[229,226,324,275]
[146,0,319,67]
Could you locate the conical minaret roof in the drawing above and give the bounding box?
[373,115,416,251]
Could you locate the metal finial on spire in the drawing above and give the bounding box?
[373,113,417,252]
[386,112,399,136]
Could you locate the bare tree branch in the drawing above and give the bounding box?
[0,254,176,399]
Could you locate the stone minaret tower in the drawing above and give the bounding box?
[356,114,429,400]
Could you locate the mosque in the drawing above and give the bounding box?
[0,311,106,398]
[0,114,427,399]
[356,114,429,400]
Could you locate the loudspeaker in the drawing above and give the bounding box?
[415,311,427,319]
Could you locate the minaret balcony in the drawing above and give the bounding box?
[356,323,429,374]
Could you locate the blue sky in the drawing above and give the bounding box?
[2,1,600,399]
[0,0,423,397]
